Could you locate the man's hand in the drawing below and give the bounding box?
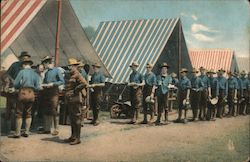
[47,83,54,88]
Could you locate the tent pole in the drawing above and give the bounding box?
[178,19,182,79]
[55,0,62,66]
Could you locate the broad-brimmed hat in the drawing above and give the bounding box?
[207,69,216,74]
[210,98,218,105]
[171,72,177,78]
[240,70,246,75]
[160,62,169,68]
[41,56,52,63]
[77,60,85,67]
[233,71,240,76]
[191,68,199,73]
[129,62,139,67]
[199,66,206,71]
[146,63,153,68]
[180,68,188,73]
[68,58,80,66]
[92,62,101,68]
[18,51,31,58]
[227,71,233,75]
[21,58,33,65]
[217,68,225,73]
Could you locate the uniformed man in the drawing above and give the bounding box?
[64,58,88,145]
[128,62,144,124]
[247,72,250,114]
[234,72,242,116]
[4,51,31,131]
[8,58,40,138]
[40,56,64,135]
[154,63,172,125]
[169,73,179,112]
[190,68,204,121]
[216,69,228,118]
[207,69,219,121]
[141,63,156,124]
[227,71,238,117]
[89,63,106,126]
[239,71,249,115]
[77,61,89,126]
[175,68,191,124]
[199,67,209,120]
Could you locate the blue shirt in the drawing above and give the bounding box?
[144,72,157,86]
[241,77,249,90]
[200,74,209,89]
[90,71,105,84]
[228,77,238,90]
[209,77,219,97]
[156,75,172,96]
[217,76,228,96]
[44,67,64,86]
[14,68,40,91]
[178,76,191,91]
[190,76,204,91]
[80,68,88,81]
[129,71,143,84]
[172,78,179,86]
[6,61,22,80]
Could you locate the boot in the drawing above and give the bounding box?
[65,121,76,143]
[51,115,59,136]
[174,109,182,123]
[141,111,148,124]
[70,123,81,145]
[22,118,32,137]
[149,112,154,123]
[93,109,100,126]
[155,113,161,125]
[8,118,22,138]
[183,110,188,124]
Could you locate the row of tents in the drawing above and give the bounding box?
[1,0,249,83]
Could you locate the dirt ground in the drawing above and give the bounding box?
[0,111,249,162]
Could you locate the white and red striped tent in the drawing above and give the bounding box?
[1,0,47,53]
[189,49,239,72]
[0,0,111,77]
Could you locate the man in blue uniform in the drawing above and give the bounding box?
[207,69,219,121]
[155,63,172,125]
[199,67,209,120]
[239,71,249,115]
[128,62,144,124]
[8,58,40,138]
[175,68,191,124]
[89,63,106,126]
[141,63,156,124]
[190,68,204,121]
[234,72,242,116]
[216,69,228,118]
[227,71,238,117]
[41,56,64,135]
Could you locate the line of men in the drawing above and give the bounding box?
[3,51,105,145]
[128,62,250,125]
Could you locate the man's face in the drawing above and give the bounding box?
[38,64,44,72]
[94,66,100,72]
[146,67,152,73]
[181,72,186,77]
[20,56,30,61]
[200,69,206,75]
[161,67,168,74]
[132,65,137,71]
[192,72,198,77]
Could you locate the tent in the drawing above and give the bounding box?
[92,18,192,83]
[236,57,250,73]
[0,0,111,77]
[189,49,239,72]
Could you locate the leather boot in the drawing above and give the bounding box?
[93,109,100,126]
[70,123,81,145]
[52,115,59,136]
[8,118,22,138]
[22,118,32,137]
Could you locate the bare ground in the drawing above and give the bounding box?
[0,112,249,162]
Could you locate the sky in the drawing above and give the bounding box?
[70,0,249,57]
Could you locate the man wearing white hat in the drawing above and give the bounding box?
[239,71,249,115]
[128,62,144,124]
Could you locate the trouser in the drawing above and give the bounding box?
[247,89,250,114]
[90,89,103,122]
[15,87,35,135]
[227,89,236,116]
[68,102,82,140]
[240,89,248,114]
[190,90,201,120]
[157,93,169,122]
[217,89,226,118]
[199,90,208,119]
[207,102,217,120]
[42,87,59,131]
[143,85,154,121]
[6,93,17,131]
[177,90,188,120]
[130,87,142,121]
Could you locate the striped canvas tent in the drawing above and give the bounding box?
[92,18,192,83]
[189,49,239,72]
[1,0,111,77]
